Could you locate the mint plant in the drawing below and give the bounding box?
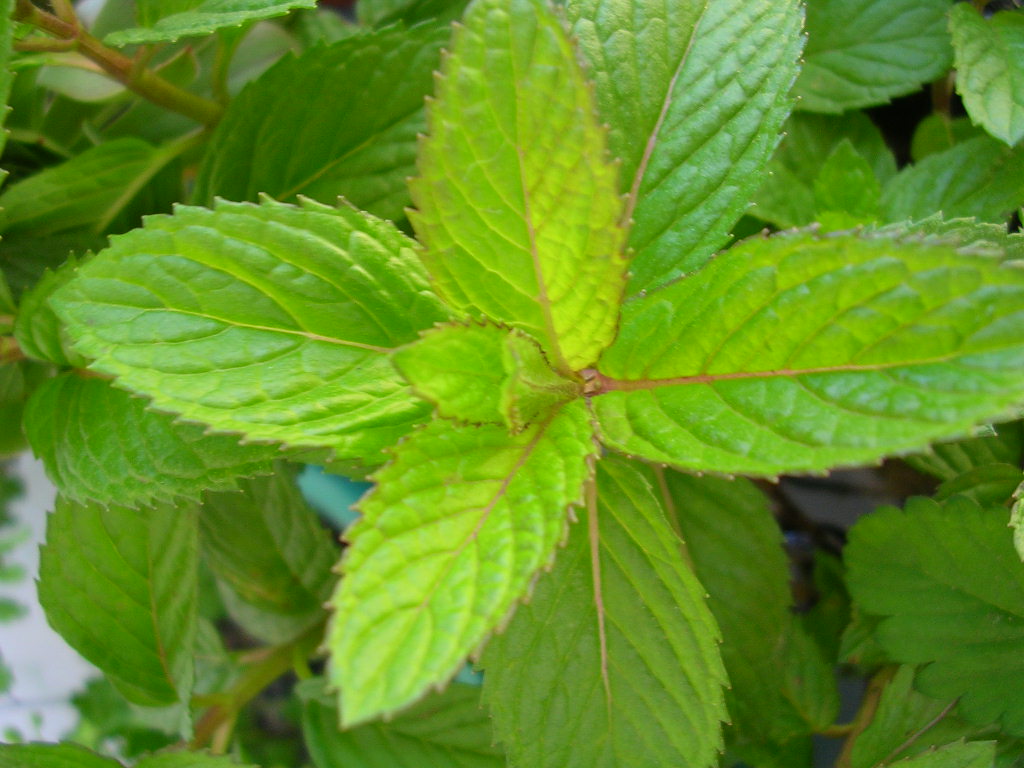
[2,0,1024,766]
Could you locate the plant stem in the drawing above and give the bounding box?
[189,621,325,751]
[0,336,26,364]
[14,0,223,126]
[835,666,896,768]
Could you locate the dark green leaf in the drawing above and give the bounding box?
[908,421,1024,481]
[38,497,198,707]
[53,198,450,465]
[135,752,260,767]
[812,139,882,228]
[911,115,984,162]
[893,741,997,768]
[0,0,14,167]
[567,0,804,293]
[481,456,727,768]
[24,374,277,507]
[0,743,122,768]
[194,26,449,221]
[934,464,1022,506]
[299,678,503,768]
[356,0,467,27]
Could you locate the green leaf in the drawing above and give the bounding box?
[38,496,198,707]
[950,4,1024,147]
[813,139,882,228]
[794,0,953,114]
[0,139,170,237]
[661,471,834,757]
[409,0,626,372]
[934,464,1022,506]
[881,136,1024,224]
[105,0,316,46]
[908,420,1024,481]
[480,456,727,768]
[566,0,803,293]
[53,198,451,465]
[194,26,449,221]
[593,230,1024,476]
[24,374,277,507]
[911,114,985,162]
[298,678,504,768]
[0,743,123,768]
[393,322,579,431]
[753,112,897,230]
[1011,481,1024,562]
[135,752,259,768]
[327,400,595,726]
[892,741,997,768]
[877,216,1024,261]
[13,257,88,367]
[0,0,13,169]
[357,0,467,27]
[200,470,337,643]
[846,495,1024,736]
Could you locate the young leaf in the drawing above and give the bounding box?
[480,456,727,768]
[392,322,579,431]
[53,198,451,465]
[327,400,596,726]
[566,0,804,293]
[0,139,179,237]
[193,25,449,221]
[105,0,316,46]
[794,0,953,113]
[38,496,198,707]
[661,471,833,758]
[409,0,626,372]
[752,111,896,229]
[907,421,1023,481]
[0,743,122,768]
[846,495,1024,736]
[24,374,277,507]
[812,139,882,228]
[13,257,88,367]
[593,230,1024,476]
[950,4,1024,147]
[889,741,997,768]
[911,114,984,162]
[881,136,1024,224]
[199,470,338,643]
[299,677,504,768]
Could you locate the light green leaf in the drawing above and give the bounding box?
[194,26,449,221]
[795,0,954,114]
[908,420,1024,481]
[393,322,579,431]
[298,678,504,768]
[0,0,13,170]
[0,743,123,768]
[480,456,727,768]
[911,114,984,162]
[846,495,1024,735]
[200,470,338,643]
[13,257,88,367]
[38,496,198,707]
[327,400,595,726]
[813,139,882,228]
[135,752,259,768]
[892,741,997,768]
[566,0,803,293]
[881,136,1024,224]
[875,216,1024,262]
[593,230,1024,476]
[951,4,1024,147]
[105,0,315,46]
[1011,481,1024,562]
[53,198,451,466]
[661,471,834,758]
[0,139,172,237]
[409,0,626,372]
[753,112,897,229]
[24,374,277,507]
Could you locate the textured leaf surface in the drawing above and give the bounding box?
[328,400,595,725]
[594,230,1024,476]
[567,0,803,293]
[881,137,1024,223]
[299,678,504,768]
[38,497,198,706]
[481,456,727,768]
[0,743,122,768]
[813,140,882,228]
[194,26,448,221]
[847,495,1024,735]
[393,322,578,430]
[662,471,834,758]
[53,198,450,465]
[878,216,1024,261]
[951,4,1024,147]
[200,470,337,642]
[795,0,953,113]
[105,0,315,45]
[908,421,1024,481]
[24,374,276,507]
[934,464,1022,507]
[892,742,997,768]
[0,139,162,236]
[13,258,88,367]
[409,0,625,371]
[752,111,896,229]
